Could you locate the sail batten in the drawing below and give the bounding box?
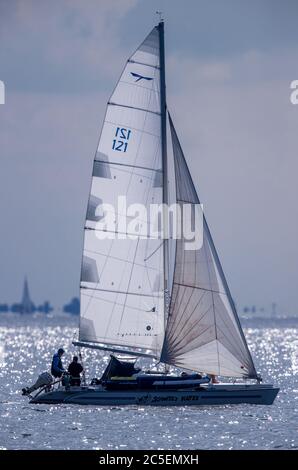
[81,286,163,298]
[108,102,161,116]
[160,114,257,378]
[128,59,160,70]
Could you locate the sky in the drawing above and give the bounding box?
[0,0,298,315]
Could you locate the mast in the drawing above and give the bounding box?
[158,20,169,341]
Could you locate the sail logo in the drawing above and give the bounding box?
[131,72,153,82]
[93,196,204,250]
[0,80,5,104]
[112,126,131,152]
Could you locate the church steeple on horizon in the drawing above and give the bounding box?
[21,276,34,314]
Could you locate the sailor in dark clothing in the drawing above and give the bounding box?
[51,348,65,378]
[68,356,83,386]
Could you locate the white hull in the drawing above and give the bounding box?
[30,383,279,406]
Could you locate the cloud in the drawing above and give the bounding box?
[0,0,138,92]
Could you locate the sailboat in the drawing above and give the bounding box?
[30,21,279,406]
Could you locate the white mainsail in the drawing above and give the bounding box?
[160,114,257,378]
[79,26,165,357]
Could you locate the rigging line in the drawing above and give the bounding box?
[143,241,164,261]
[84,248,160,271]
[175,282,227,296]
[94,159,163,173]
[108,102,161,116]
[144,235,154,298]
[143,246,161,308]
[143,248,162,310]
[138,253,161,317]
[81,284,162,298]
[82,292,160,312]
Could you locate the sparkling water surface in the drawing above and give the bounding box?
[0,315,297,450]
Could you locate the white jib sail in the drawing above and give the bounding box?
[79,27,165,357]
[160,115,257,378]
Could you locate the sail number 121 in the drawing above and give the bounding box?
[112,127,131,152]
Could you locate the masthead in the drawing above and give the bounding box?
[156,10,164,23]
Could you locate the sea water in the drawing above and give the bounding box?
[0,315,297,450]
